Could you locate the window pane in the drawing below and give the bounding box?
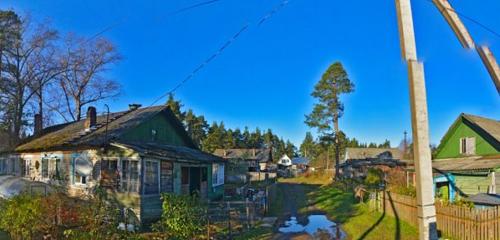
[145,161,159,194]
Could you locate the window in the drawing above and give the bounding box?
[212,164,224,186]
[121,159,139,192]
[144,160,159,194]
[75,173,87,185]
[42,158,49,178]
[459,137,476,155]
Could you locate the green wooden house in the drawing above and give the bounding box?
[8,104,225,226]
[432,113,500,198]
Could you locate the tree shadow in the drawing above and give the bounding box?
[358,192,386,240]
[358,191,401,240]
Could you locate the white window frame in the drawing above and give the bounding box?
[212,163,224,187]
[459,137,476,155]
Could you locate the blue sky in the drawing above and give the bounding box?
[2,0,499,147]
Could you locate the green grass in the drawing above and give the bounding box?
[234,227,273,240]
[309,185,418,240]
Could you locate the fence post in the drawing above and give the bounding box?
[227,201,232,240]
[206,200,210,240]
[246,198,250,230]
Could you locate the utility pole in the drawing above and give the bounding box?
[395,0,438,239]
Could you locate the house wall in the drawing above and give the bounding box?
[120,114,190,146]
[454,175,492,195]
[208,163,224,200]
[435,121,499,159]
[0,154,20,176]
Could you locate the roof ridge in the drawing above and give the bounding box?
[62,109,135,145]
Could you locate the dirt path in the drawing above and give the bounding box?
[270,182,323,240]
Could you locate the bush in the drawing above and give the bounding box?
[0,188,135,240]
[152,193,207,240]
[364,168,383,188]
[0,194,44,239]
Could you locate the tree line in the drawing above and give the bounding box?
[0,10,120,148]
[166,94,297,161]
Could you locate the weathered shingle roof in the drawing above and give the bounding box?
[113,142,223,163]
[291,157,310,165]
[432,154,500,171]
[16,105,195,152]
[463,114,500,143]
[344,147,403,160]
[213,148,272,163]
[467,193,500,206]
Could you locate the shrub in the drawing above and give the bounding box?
[0,194,44,239]
[152,193,207,240]
[364,168,383,188]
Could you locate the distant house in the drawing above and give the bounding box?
[432,113,500,198]
[213,148,272,172]
[1,104,225,226]
[344,147,404,163]
[341,147,406,179]
[277,154,292,168]
[291,157,310,166]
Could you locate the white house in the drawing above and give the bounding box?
[278,154,292,167]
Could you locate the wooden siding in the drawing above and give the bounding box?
[435,120,498,159]
[120,114,190,146]
[455,175,492,195]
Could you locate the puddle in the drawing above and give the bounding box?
[279,215,345,239]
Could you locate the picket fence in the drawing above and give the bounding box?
[375,191,500,240]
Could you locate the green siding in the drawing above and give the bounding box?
[454,175,492,195]
[208,164,224,200]
[435,120,498,159]
[120,114,189,146]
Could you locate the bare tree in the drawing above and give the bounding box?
[52,35,121,121]
[0,14,58,142]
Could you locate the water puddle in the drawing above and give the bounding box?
[279,215,345,239]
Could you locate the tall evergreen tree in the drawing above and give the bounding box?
[166,93,185,122]
[305,62,354,180]
[299,132,316,158]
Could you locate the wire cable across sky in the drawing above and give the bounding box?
[148,0,291,107]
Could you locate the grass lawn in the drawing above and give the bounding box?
[310,185,418,240]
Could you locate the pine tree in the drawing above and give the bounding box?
[299,132,316,158]
[166,93,185,123]
[305,62,354,179]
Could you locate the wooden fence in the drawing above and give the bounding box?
[374,191,500,240]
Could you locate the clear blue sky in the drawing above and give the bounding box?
[2,0,499,147]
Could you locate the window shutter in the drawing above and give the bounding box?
[466,137,476,155]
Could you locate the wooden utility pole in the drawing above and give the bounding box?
[395,0,438,239]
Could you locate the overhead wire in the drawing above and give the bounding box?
[147,0,291,107]
[424,0,500,39]
[83,0,223,44]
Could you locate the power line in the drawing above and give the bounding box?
[424,0,500,39]
[148,0,291,107]
[84,0,223,44]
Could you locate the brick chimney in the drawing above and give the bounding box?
[84,106,97,131]
[34,114,43,135]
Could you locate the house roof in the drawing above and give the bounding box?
[432,154,500,172]
[467,193,500,206]
[292,157,310,165]
[462,114,500,144]
[15,105,196,152]
[213,148,272,163]
[435,113,500,156]
[112,142,223,164]
[344,147,403,160]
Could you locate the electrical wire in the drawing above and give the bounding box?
[84,0,223,44]
[425,0,500,39]
[147,0,291,107]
